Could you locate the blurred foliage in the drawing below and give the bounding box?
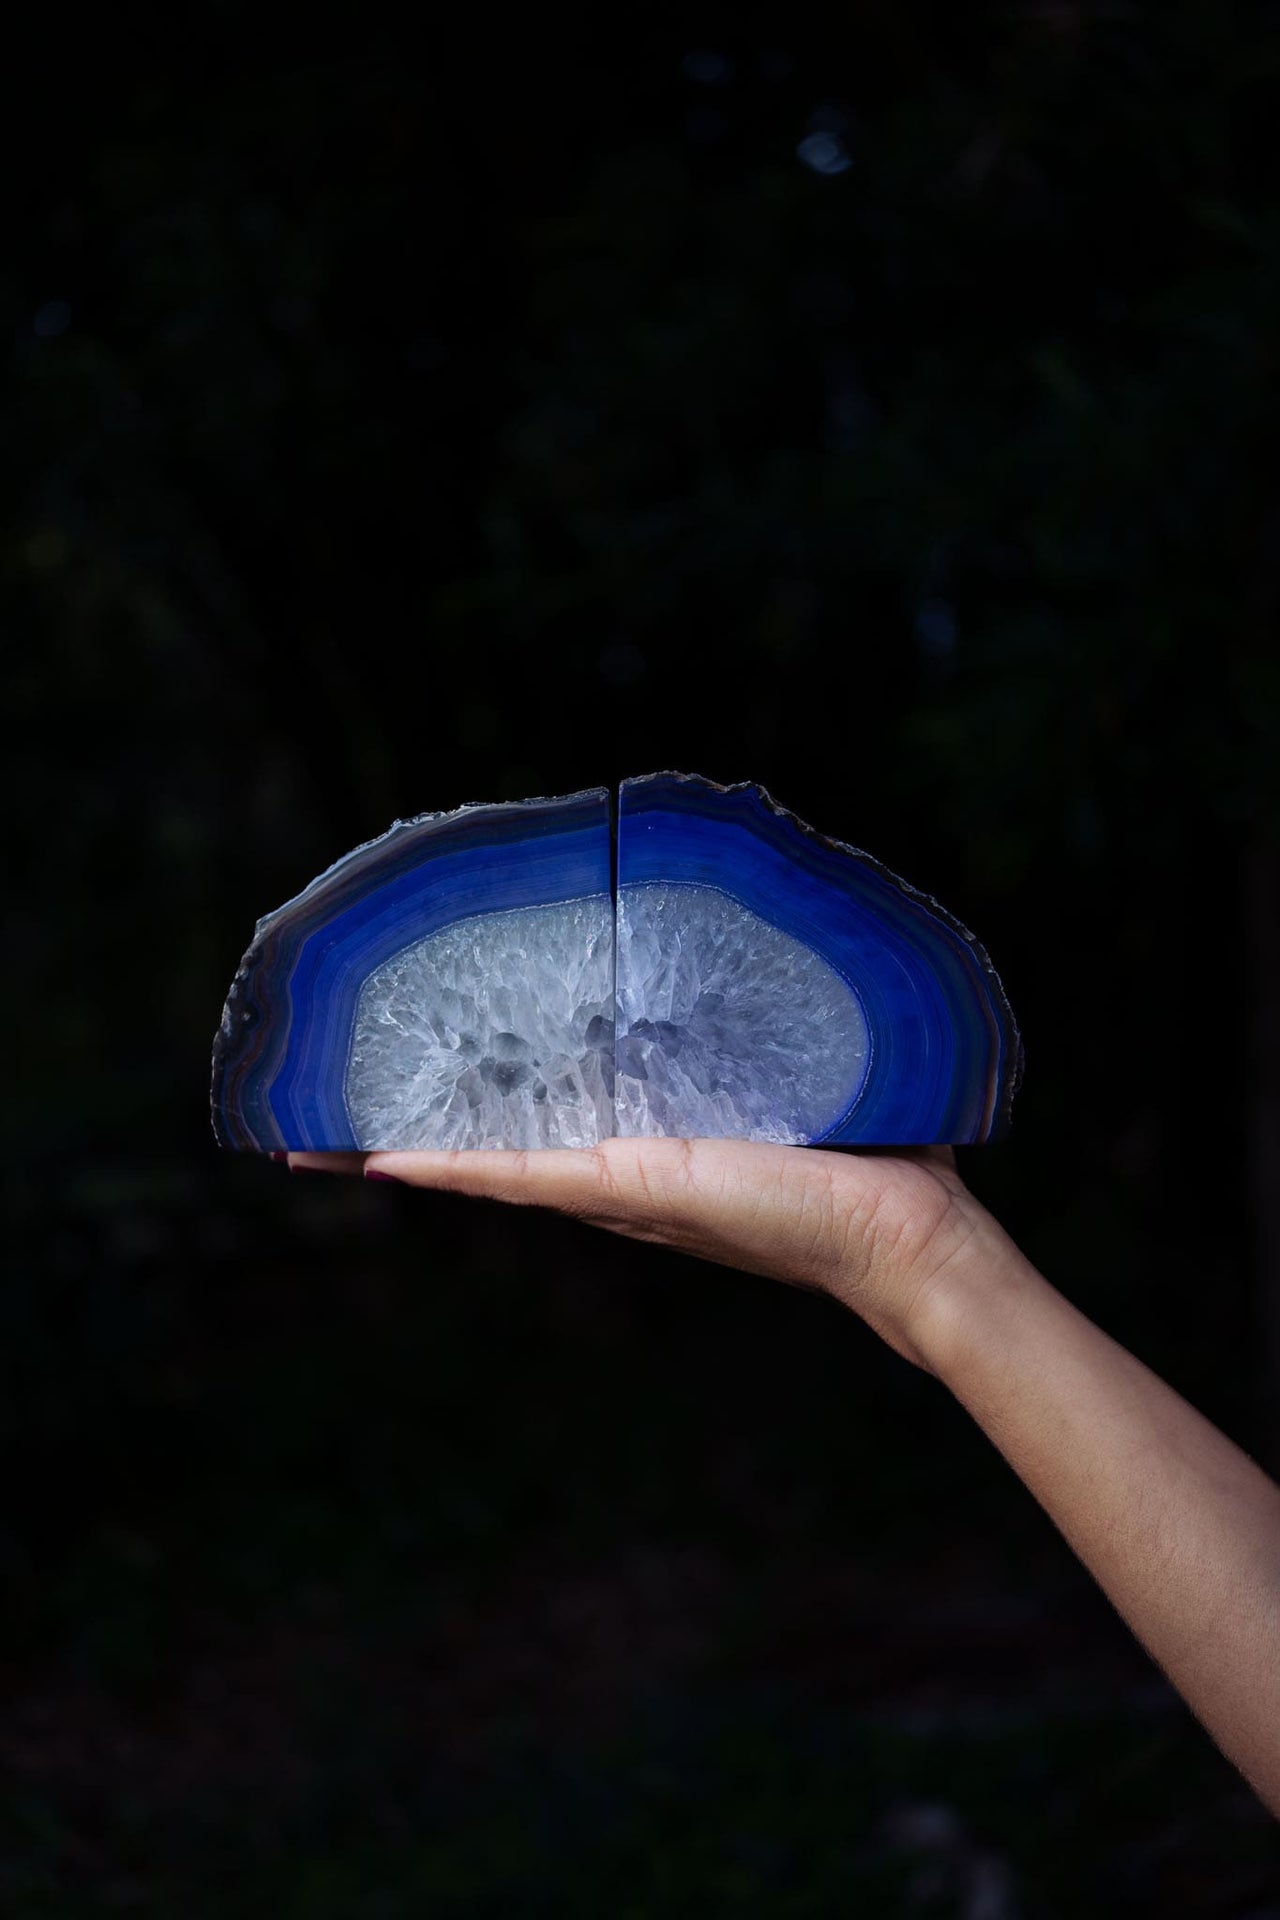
[5,6,1280,1910]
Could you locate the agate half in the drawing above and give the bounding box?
[211,774,1022,1151]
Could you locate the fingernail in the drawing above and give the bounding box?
[365,1169,403,1184]
[290,1162,327,1174]
[269,1151,289,1163]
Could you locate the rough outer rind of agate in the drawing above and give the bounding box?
[211,788,612,1152]
[616,773,1022,1145]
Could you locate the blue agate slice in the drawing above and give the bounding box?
[211,789,614,1152]
[615,773,1020,1145]
[212,773,1021,1151]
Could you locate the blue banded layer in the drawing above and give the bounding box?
[617,773,1022,1144]
[211,788,612,1150]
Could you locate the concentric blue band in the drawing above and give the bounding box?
[212,776,1021,1150]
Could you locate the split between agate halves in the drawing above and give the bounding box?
[211,773,1022,1152]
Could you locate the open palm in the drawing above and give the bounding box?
[291,1137,1004,1371]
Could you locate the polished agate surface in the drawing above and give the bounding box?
[212,773,1021,1150]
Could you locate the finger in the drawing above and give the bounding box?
[286,1151,369,1177]
[362,1138,694,1219]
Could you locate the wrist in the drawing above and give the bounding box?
[906,1212,1048,1384]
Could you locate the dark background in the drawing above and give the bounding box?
[6,8,1280,1912]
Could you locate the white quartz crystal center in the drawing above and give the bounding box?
[614,883,869,1142]
[346,896,614,1149]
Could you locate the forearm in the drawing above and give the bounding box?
[917,1244,1280,1816]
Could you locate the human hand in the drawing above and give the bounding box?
[287,1138,1024,1372]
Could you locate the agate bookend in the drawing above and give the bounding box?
[212,774,1021,1151]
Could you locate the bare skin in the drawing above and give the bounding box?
[290,1137,1280,1817]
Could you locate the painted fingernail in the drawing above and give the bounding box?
[290,1162,327,1174]
[365,1169,403,1184]
[270,1151,289,1163]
